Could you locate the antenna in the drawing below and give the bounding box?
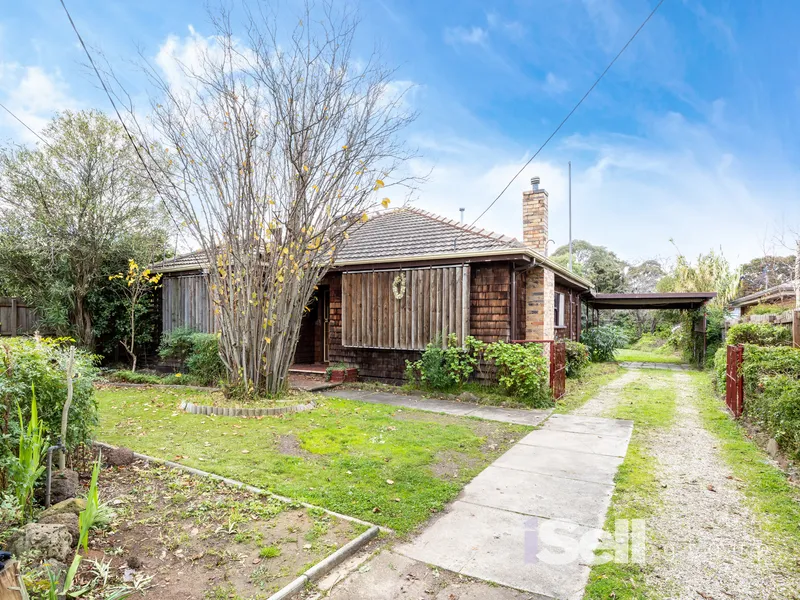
[568,161,573,272]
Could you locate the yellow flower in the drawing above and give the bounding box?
[174,373,182,378]
[381,198,391,208]
[374,179,385,190]
[361,213,369,223]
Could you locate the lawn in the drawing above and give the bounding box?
[95,386,531,534]
[615,348,683,364]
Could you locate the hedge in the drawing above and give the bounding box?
[726,322,792,347]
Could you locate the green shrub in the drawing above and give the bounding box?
[630,333,668,352]
[564,341,590,378]
[713,346,727,395]
[727,323,792,347]
[581,325,628,362]
[738,345,800,457]
[108,370,163,385]
[7,387,46,517]
[748,304,792,316]
[484,341,551,408]
[158,327,198,363]
[405,335,473,391]
[185,334,226,386]
[0,337,98,455]
[748,375,800,457]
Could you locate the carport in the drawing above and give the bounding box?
[584,292,717,365]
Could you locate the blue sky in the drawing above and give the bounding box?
[1,0,799,266]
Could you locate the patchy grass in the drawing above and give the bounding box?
[616,349,683,364]
[583,371,676,600]
[96,387,530,534]
[688,371,800,567]
[554,362,624,413]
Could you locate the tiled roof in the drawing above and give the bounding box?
[336,208,524,262]
[149,250,207,272]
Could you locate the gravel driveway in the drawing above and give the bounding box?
[583,367,799,599]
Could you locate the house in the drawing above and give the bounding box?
[730,281,798,317]
[152,179,594,382]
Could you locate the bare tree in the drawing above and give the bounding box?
[121,4,417,395]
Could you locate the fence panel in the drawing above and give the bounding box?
[551,341,567,400]
[725,344,744,418]
[0,297,39,336]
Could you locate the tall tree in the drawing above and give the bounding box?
[0,110,168,348]
[122,4,417,395]
[738,255,795,296]
[625,259,666,336]
[552,240,627,293]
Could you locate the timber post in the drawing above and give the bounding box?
[793,309,800,349]
[0,560,26,600]
[9,298,17,337]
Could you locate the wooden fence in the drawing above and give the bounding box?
[341,266,471,351]
[161,275,217,334]
[0,298,39,336]
[725,344,744,418]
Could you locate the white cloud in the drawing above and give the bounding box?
[444,26,488,47]
[403,111,800,267]
[486,13,525,40]
[545,72,569,94]
[0,63,79,144]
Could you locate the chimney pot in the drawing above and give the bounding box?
[531,176,540,191]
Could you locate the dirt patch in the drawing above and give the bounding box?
[430,449,482,479]
[277,433,312,458]
[16,460,363,600]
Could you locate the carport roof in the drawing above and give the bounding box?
[587,292,717,310]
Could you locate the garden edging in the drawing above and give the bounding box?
[179,400,315,417]
[92,441,391,533]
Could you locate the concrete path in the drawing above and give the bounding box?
[322,389,552,426]
[392,413,633,600]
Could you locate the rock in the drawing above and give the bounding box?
[38,497,86,520]
[766,438,780,458]
[49,469,79,504]
[457,391,480,403]
[103,446,135,467]
[38,512,79,544]
[9,523,72,562]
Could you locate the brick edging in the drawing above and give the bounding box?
[179,400,315,417]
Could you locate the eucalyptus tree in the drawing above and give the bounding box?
[0,110,168,348]
[124,3,417,395]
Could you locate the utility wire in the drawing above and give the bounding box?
[0,102,58,150]
[464,0,667,232]
[58,0,184,236]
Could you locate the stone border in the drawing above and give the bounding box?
[267,526,380,600]
[179,400,315,417]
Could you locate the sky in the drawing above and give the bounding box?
[1,0,799,268]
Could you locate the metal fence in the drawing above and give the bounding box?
[0,297,39,336]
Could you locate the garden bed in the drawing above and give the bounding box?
[12,460,368,599]
[95,386,531,534]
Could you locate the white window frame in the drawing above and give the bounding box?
[554,292,566,328]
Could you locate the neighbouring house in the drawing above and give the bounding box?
[730,281,798,318]
[151,179,595,382]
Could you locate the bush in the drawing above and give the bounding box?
[630,333,668,352]
[185,333,226,386]
[0,337,98,455]
[738,345,800,457]
[158,327,198,364]
[157,329,225,386]
[405,335,476,391]
[727,323,792,347]
[564,341,590,378]
[484,341,551,408]
[581,325,628,362]
[713,346,727,394]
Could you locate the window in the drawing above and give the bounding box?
[554,292,566,328]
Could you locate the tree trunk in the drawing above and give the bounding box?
[73,294,94,350]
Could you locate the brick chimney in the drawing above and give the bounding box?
[523,177,549,255]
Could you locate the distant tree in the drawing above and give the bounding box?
[0,110,169,349]
[552,240,626,293]
[625,259,666,336]
[738,255,794,296]
[658,249,740,307]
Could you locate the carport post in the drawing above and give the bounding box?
[793,309,800,349]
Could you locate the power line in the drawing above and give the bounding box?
[0,102,57,149]
[464,0,667,232]
[58,0,184,234]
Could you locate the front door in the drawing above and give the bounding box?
[322,287,330,363]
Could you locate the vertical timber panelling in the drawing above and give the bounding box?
[161,274,215,334]
[341,265,472,350]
